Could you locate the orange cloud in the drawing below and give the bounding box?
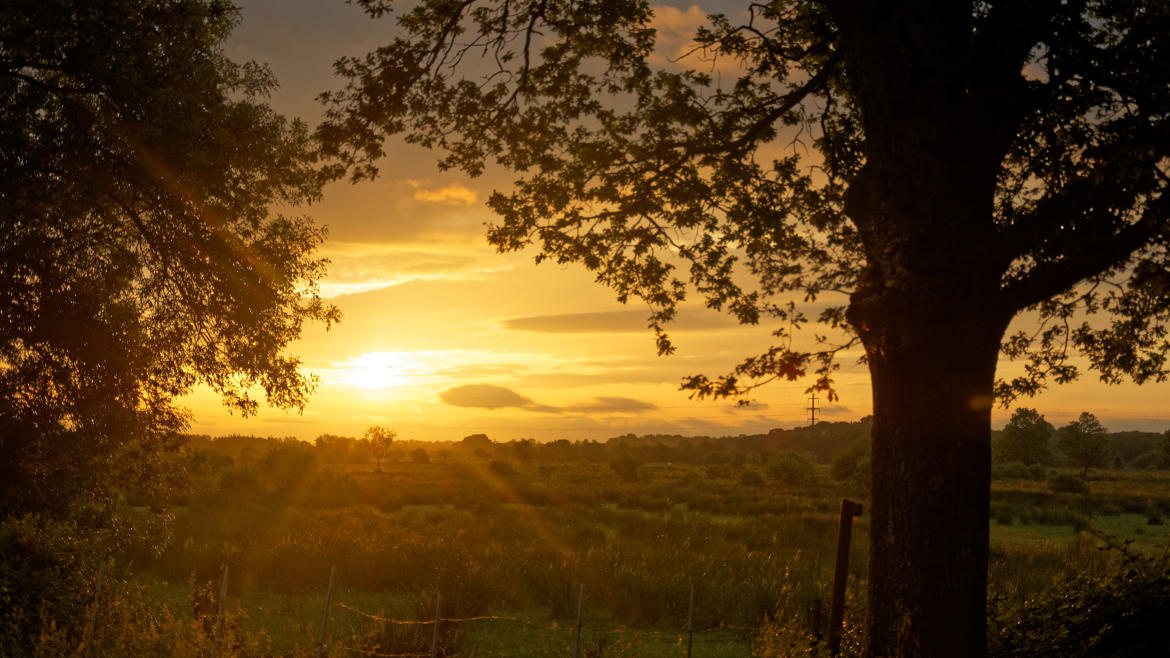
[409,181,478,205]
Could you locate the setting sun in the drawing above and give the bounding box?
[336,352,418,390]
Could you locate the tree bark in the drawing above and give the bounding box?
[827,5,1025,652]
[850,285,1011,658]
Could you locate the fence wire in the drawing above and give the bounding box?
[332,600,754,636]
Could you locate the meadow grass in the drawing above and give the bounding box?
[72,452,1170,656]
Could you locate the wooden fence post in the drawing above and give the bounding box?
[430,591,442,658]
[212,565,230,658]
[810,597,823,652]
[316,566,336,658]
[829,499,862,657]
[82,560,106,653]
[686,580,695,658]
[573,584,584,658]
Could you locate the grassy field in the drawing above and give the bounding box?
[81,432,1162,657]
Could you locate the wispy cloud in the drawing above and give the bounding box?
[408,180,478,205]
[648,4,747,74]
[565,397,659,413]
[818,404,854,417]
[317,242,511,297]
[500,309,741,333]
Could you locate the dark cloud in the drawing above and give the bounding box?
[439,386,658,416]
[565,397,659,414]
[438,384,561,414]
[439,384,534,410]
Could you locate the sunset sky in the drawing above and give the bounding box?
[184,0,1170,442]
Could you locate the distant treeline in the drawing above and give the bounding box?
[182,419,874,468]
[182,414,1170,473]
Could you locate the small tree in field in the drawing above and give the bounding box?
[365,426,396,472]
[1057,412,1112,474]
[609,454,642,482]
[998,408,1055,466]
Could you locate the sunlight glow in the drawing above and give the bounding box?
[336,352,419,390]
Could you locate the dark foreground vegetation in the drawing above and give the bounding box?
[4,416,1170,656]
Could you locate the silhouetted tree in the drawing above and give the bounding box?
[609,454,642,482]
[998,408,1055,466]
[1159,431,1170,470]
[319,2,1170,655]
[511,438,537,462]
[365,426,397,471]
[315,434,362,464]
[1,0,336,642]
[1057,412,1113,474]
[459,433,494,452]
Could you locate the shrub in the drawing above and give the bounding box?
[990,551,1170,657]
[739,470,765,487]
[1048,472,1090,494]
[993,462,1048,480]
[830,445,871,491]
[705,464,733,480]
[830,451,858,481]
[410,448,431,464]
[767,452,817,489]
[488,460,515,477]
[609,455,642,482]
[992,505,1015,525]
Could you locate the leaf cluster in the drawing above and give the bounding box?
[318,0,862,399]
[320,1,1170,406]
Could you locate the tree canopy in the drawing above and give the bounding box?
[1057,411,1114,473]
[998,407,1055,466]
[321,0,1170,401]
[1,0,337,513]
[319,1,1170,655]
[0,0,336,632]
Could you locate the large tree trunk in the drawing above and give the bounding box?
[850,286,1011,657]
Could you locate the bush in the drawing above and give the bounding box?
[410,448,431,464]
[488,460,515,477]
[609,455,642,482]
[993,462,1048,481]
[830,451,858,481]
[705,463,733,480]
[1048,472,1090,494]
[990,552,1170,656]
[767,452,817,489]
[739,470,765,487]
[992,505,1015,525]
[830,445,871,491]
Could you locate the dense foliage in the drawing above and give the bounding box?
[990,538,1170,657]
[0,0,336,646]
[1057,412,1115,473]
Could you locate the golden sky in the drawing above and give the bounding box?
[185,1,1170,442]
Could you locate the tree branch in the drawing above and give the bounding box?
[999,191,1168,311]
